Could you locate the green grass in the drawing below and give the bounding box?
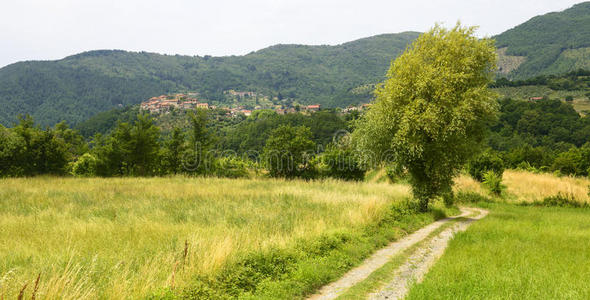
[406,203,590,299]
[0,176,456,299]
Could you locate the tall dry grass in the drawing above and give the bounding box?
[0,176,410,299]
[454,170,590,204]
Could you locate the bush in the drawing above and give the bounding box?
[71,153,98,177]
[214,157,250,178]
[565,95,574,102]
[320,145,365,181]
[539,192,587,208]
[468,151,505,182]
[442,191,454,207]
[482,171,505,196]
[455,191,492,203]
[384,164,399,183]
[552,149,583,176]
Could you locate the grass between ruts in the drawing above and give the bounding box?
[405,203,590,299]
[0,176,457,299]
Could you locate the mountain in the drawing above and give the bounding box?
[4,2,590,127]
[495,2,590,78]
[0,32,419,126]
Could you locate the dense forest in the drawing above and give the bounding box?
[0,33,418,126]
[488,97,590,175]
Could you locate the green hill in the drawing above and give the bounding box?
[0,32,419,126]
[4,2,590,127]
[495,2,590,78]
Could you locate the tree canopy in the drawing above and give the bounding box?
[355,24,499,211]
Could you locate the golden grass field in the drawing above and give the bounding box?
[455,169,590,203]
[0,177,410,299]
[1,170,588,299]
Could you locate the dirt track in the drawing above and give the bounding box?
[308,207,488,300]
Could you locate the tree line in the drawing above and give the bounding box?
[0,109,366,181]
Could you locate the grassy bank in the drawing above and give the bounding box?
[0,177,453,299]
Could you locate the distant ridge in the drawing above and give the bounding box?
[0,32,419,126]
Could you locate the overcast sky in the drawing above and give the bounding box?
[0,0,585,68]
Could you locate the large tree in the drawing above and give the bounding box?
[355,24,498,211]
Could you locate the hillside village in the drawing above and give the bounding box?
[141,91,371,117]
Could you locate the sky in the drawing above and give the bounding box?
[0,0,585,68]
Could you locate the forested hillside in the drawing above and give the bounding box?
[0,32,419,126]
[495,2,590,78]
[4,2,590,127]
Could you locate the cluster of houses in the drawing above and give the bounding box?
[226,104,322,117]
[342,103,372,113]
[140,92,370,117]
[224,90,259,98]
[140,94,211,114]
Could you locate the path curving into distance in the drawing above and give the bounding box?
[308,207,488,300]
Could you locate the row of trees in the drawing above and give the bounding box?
[0,110,366,181]
[0,117,86,177]
[491,69,590,91]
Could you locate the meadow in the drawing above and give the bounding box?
[406,203,590,299]
[454,169,590,204]
[2,170,588,299]
[402,171,590,299]
[0,176,451,299]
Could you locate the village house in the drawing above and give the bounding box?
[305,104,321,112]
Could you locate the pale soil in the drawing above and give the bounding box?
[308,207,485,300]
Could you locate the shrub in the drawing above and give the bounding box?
[214,157,250,178]
[71,153,98,177]
[320,145,366,181]
[468,151,505,182]
[516,161,531,171]
[565,95,574,102]
[455,191,492,203]
[540,192,587,208]
[552,149,583,176]
[482,171,505,196]
[442,191,454,207]
[384,164,399,183]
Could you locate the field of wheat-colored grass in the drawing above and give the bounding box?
[455,170,590,204]
[0,176,410,299]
